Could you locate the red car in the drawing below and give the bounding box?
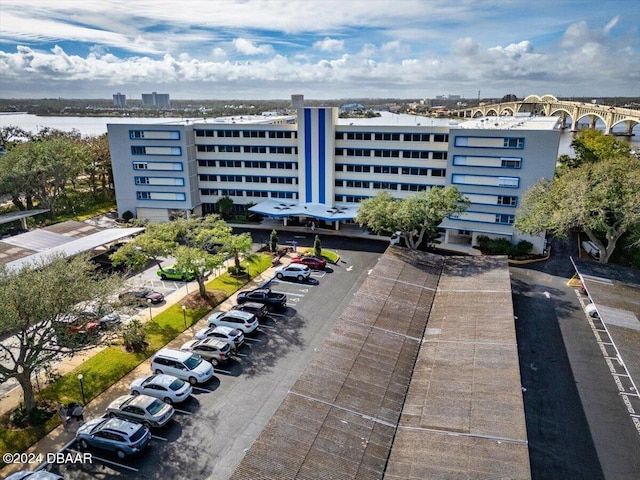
[291,255,327,270]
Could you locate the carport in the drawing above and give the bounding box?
[248,199,359,230]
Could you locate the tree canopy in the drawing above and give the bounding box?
[0,255,122,413]
[515,155,640,263]
[356,187,469,250]
[111,215,252,297]
[558,129,631,170]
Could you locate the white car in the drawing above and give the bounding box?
[181,338,232,366]
[274,264,311,281]
[585,303,600,319]
[130,373,192,404]
[207,310,259,334]
[195,325,244,351]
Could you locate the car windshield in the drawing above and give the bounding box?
[184,354,202,369]
[169,379,184,391]
[146,399,165,415]
[229,329,240,336]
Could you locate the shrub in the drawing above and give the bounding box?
[314,235,322,257]
[121,319,147,352]
[512,240,533,257]
[122,210,134,222]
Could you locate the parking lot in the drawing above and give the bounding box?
[44,243,385,479]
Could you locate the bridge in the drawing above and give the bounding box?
[453,94,639,136]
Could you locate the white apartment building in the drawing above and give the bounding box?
[107,103,560,253]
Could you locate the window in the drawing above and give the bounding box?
[129,130,180,140]
[270,162,295,169]
[497,195,518,206]
[199,174,217,182]
[501,158,521,168]
[244,146,267,154]
[133,162,148,170]
[373,166,398,174]
[269,146,294,154]
[431,169,446,177]
[400,184,427,192]
[401,167,428,176]
[270,177,293,184]
[218,160,242,168]
[433,134,449,142]
[404,133,429,142]
[345,165,371,173]
[335,164,344,172]
[503,138,524,148]
[268,131,293,138]
[374,133,400,141]
[137,191,151,199]
[432,152,447,160]
[131,146,181,156]
[197,145,216,152]
[217,130,240,137]
[495,214,515,224]
[245,161,267,169]
[498,177,519,187]
[373,182,397,190]
[219,175,242,182]
[200,189,219,196]
[335,180,343,187]
[243,130,266,138]
[198,160,216,167]
[218,145,241,153]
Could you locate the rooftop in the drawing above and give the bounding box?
[455,115,561,130]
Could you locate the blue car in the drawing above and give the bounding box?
[76,417,151,459]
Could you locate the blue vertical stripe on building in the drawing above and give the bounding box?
[318,109,326,204]
[304,109,312,202]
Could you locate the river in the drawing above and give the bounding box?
[1,112,638,156]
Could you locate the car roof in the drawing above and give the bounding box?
[146,373,180,387]
[195,338,228,348]
[220,310,254,321]
[155,348,193,361]
[125,394,157,409]
[102,417,144,434]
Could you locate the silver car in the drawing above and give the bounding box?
[181,338,232,366]
[130,373,192,405]
[106,394,174,428]
[207,310,259,334]
[194,325,244,351]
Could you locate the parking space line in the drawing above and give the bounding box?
[270,290,305,296]
[173,408,192,415]
[67,449,139,472]
[192,386,214,393]
[235,353,248,357]
[259,325,276,330]
[215,368,233,375]
[152,434,168,441]
[244,337,261,342]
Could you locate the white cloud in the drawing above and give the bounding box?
[313,38,344,52]
[603,16,619,34]
[232,38,274,55]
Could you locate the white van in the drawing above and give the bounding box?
[150,348,214,385]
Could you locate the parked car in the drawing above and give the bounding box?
[157,265,195,281]
[106,394,174,428]
[232,302,269,320]
[194,325,244,351]
[274,264,311,281]
[76,417,151,459]
[236,288,287,311]
[130,373,192,404]
[119,288,165,306]
[150,348,214,385]
[181,338,232,366]
[207,310,259,334]
[6,471,64,480]
[291,255,327,270]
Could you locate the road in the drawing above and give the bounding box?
[53,235,387,479]
[511,236,640,480]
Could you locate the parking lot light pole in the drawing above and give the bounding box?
[182,305,187,330]
[147,298,153,321]
[77,373,86,405]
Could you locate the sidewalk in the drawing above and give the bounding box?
[0,254,285,478]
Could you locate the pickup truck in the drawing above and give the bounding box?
[236,288,287,311]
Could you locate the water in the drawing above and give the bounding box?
[1,113,638,155]
[0,113,190,137]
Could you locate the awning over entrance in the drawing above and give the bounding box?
[248,200,358,222]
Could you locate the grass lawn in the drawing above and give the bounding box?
[0,253,271,464]
[303,248,340,264]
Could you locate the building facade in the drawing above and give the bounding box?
[141,92,171,108]
[107,106,560,252]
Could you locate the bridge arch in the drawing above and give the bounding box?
[522,95,543,103]
[500,107,515,115]
[540,94,559,102]
[486,109,498,116]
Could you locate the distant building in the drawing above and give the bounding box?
[141,92,170,108]
[291,94,305,109]
[113,93,126,108]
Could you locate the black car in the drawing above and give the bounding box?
[232,302,269,320]
[119,288,165,306]
[236,288,286,311]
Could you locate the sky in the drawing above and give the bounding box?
[0,0,639,100]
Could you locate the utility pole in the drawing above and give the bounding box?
[478,90,481,106]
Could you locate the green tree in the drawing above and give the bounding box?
[515,155,640,263]
[0,255,122,414]
[314,235,322,257]
[559,129,631,169]
[269,230,278,253]
[217,196,234,219]
[0,134,90,217]
[223,232,253,274]
[356,187,469,250]
[84,133,114,194]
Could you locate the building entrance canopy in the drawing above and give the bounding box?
[248,199,359,222]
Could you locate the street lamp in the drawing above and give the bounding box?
[77,373,86,405]
[182,305,187,330]
[147,298,153,321]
